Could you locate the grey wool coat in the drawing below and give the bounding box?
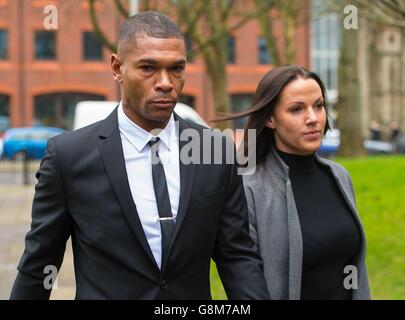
[243,148,371,300]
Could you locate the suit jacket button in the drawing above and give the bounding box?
[160,280,168,290]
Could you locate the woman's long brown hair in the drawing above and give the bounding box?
[215,65,330,167]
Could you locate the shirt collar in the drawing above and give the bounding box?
[118,101,175,152]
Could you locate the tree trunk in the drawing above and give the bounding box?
[255,5,280,65]
[283,12,296,64]
[208,66,231,130]
[337,21,366,157]
[204,43,231,130]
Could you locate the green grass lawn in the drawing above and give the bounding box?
[210,155,405,300]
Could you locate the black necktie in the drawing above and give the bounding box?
[148,137,175,267]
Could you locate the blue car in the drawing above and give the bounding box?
[2,127,65,160]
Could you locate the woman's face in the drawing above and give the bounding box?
[267,77,326,155]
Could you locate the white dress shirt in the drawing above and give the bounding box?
[117,102,180,269]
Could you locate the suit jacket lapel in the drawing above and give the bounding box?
[164,115,196,267]
[97,108,159,270]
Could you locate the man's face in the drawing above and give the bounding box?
[112,37,186,132]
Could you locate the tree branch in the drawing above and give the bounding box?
[89,0,117,52]
[113,0,129,17]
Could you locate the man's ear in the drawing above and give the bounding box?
[266,117,275,129]
[111,54,123,84]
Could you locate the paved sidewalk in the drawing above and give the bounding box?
[0,185,75,300]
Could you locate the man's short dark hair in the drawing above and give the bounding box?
[118,11,184,58]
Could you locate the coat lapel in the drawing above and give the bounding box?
[97,108,159,270]
[268,149,303,299]
[163,115,196,269]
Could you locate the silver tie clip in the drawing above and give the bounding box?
[157,217,175,221]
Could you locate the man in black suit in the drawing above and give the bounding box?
[10,11,269,300]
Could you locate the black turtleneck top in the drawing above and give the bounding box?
[276,149,361,300]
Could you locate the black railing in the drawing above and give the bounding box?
[0,152,40,185]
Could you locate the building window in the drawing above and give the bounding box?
[310,0,340,103]
[0,30,7,59]
[185,36,193,62]
[0,95,9,116]
[35,31,56,60]
[34,93,105,130]
[0,95,10,133]
[258,37,272,64]
[227,36,235,64]
[231,94,253,129]
[83,32,103,61]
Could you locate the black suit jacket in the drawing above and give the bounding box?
[10,109,269,299]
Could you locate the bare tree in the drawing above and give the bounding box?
[176,0,278,128]
[337,18,367,156]
[313,0,367,156]
[88,0,273,129]
[254,0,309,66]
[324,0,405,156]
[174,0,237,129]
[320,0,405,27]
[340,0,405,28]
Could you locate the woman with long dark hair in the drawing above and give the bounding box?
[227,65,370,300]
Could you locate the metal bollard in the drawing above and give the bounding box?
[22,150,29,185]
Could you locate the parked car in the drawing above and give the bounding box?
[174,103,209,127]
[317,129,398,156]
[317,129,340,157]
[73,100,209,130]
[364,139,394,154]
[73,101,118,131]
[2,127,65,160]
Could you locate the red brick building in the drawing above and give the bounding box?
[0,0,309,130]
